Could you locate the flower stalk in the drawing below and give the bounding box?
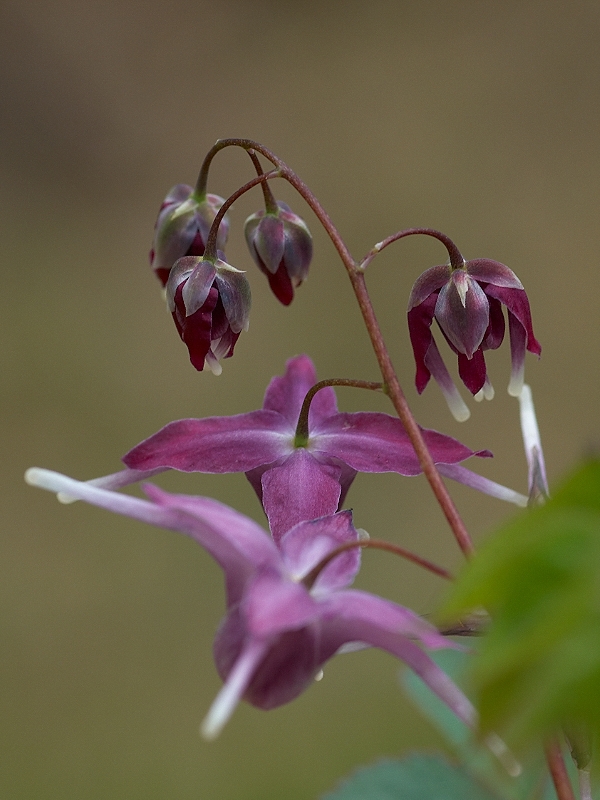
[195,139,475,556]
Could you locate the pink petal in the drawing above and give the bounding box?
[255,215,286,274]
[481,296,505,351]
[279,510,361,592]
[25,469,279,606]
[202,636,269,739]
[407,264,451,309]
[262,355,337,428]
[320,590,476,728]
[260,450,342,543]
[312,412,485,474]
[484,285,541,356]
[142,484,280,603]
[466,259,524,289]
[435,273,489,358]
[243,569,319,637]
[123,411,292,473]
[213,606,321,710]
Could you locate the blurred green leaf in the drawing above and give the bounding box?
[402,650,548,800]
[441,459,600,748]
[320,755,501,799]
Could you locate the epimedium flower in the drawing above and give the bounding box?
[150,184,230,287]
[65,355,527,542]
[244,201,312,306]
[407,255,541,421]
[166,255,251,375]
[24,467,477,740]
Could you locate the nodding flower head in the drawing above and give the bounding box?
[150,184,230,286]
[165,255,251,375]
[244,201,312,306]
[408,257,541,421]
[24,468,478,742]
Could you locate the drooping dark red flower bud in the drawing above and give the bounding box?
[244,201,312,305]
[150,185,229,287]
[165,256,251,374]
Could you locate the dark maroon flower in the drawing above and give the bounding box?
[244,201,312,305]
[408,258,541,420]
[150,184,229,287]
[166,256,251,375]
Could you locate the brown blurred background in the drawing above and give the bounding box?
[2,1,599,798]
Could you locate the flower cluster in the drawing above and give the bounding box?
[26,140,542,752]
[151,177,313,372]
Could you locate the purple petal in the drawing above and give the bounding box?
[242,569,319,637]
[202,636,269,739]
[466,259,524,289]
[255,215,286,274]
[123,411,292,473]
[435,273,489,358]
[481,296,505,351]
[260,449,342,543]
[279,510,361,592]
[262,355,338,428]
[55,466,170,504]
[320,590,476,727]
[407,265,451,309]
[407,295,437,393]
[213,606,320,710]
[181,259,218,316]
[142,484,280,601]
[312,412,486,474]
[214,264,252,333]
[437,464,528,506]
[25,469,279,606]
[484,285,541,357]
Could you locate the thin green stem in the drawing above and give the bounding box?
[294,378,384,445]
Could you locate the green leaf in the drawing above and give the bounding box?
[402,650,547,800]
[321,755,501,800]
[441,458,600,748]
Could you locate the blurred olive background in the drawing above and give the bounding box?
[2,1,599,798]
